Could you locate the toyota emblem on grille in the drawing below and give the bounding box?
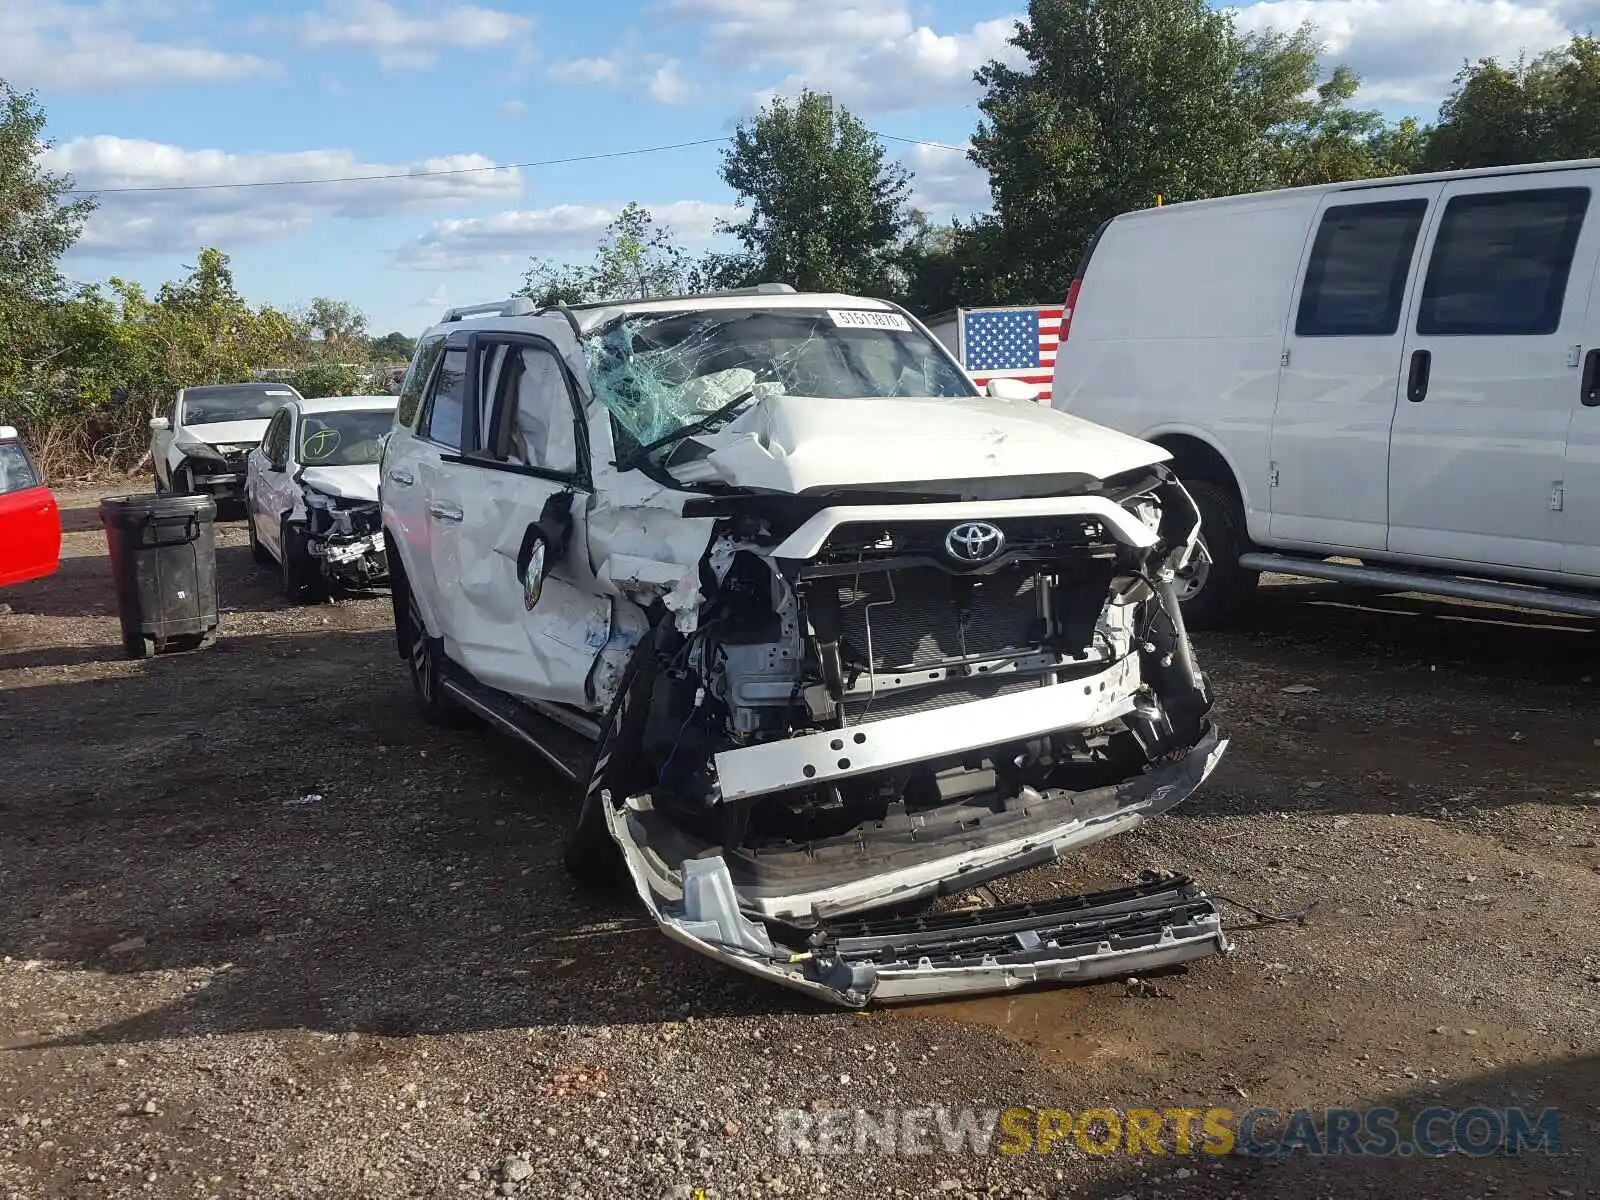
[944,521,1006,565]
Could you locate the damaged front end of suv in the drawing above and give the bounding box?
[564,303,1230,1007]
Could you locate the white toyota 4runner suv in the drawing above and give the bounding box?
[380,286,1230,1006]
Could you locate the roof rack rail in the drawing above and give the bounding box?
[440,296,539,324]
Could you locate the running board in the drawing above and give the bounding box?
[1237,553,1600,619]
[441,677,597,782]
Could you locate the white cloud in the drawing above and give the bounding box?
[648,59,691,104]
[499,98,527,118]
[0,1,272,91]
[548,55,623,85]
[1229,0,1577,106]
[398,200,739,270]
[901,142,990,219]
[545,49,691,102]
[661,2,1024,113]
[297,0,533,70]
[45,136,524,258]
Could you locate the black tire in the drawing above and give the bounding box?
[169,464,193,496]
[564,652,655,885]
[402,589,471,727]
[247,508,272,566]
[279,519,326,604]
[1174,478,1258,630]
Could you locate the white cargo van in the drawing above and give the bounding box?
[1052,159,1600,627]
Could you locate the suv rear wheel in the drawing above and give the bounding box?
[1174,478,1257,630]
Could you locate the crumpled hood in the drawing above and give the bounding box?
[299,464,380,503]
[665,393,1169,493]
[177,419,270,449]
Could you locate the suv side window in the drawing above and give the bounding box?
[1296,199,1428,338]
[1417,188,1590,336]
[0,442,39,495]
[487,344,580,477]
[397,335,445,429]
[420,348,467,449]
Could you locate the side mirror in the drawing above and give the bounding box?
[149,416,170,431]
[516,491,575,612]
[985,378,1042,403]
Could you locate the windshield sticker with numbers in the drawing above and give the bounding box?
[827,309,913,332]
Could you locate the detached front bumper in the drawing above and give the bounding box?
[604,719,1229,1007]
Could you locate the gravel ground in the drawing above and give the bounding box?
[1,484,1597,1200]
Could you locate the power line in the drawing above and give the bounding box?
[61,130,972,196]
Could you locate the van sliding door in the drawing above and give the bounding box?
[1388,177,1598,572]
[1269,182,1443,551]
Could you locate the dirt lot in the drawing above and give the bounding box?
[2,485,1597,1200]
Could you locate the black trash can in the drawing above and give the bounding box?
[99,493,220,659]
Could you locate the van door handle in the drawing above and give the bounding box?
[1582,348,1600,407]
[388,468,414,486]
[1406,349,1432,403]
[427,501,463,523]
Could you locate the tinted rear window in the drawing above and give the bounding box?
[1417,188,1590,336]
[1296,200,1428,337]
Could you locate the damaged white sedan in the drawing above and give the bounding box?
[380,287,1229,1006]
[245,395,396,601]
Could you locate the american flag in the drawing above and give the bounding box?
[963,307,1062,401]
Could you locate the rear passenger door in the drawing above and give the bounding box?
[1271,183,1442,550]
[1388,177,1598,571]
[426,332,607,710]
[1560,241,1600,579]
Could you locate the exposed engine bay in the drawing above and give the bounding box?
[300,484,387,588]
[593,467,1229,1005]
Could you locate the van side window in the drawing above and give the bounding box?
[1417,188,1590,337]
[1295,200,1428,338]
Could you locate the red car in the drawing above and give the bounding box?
[0,425,61,587]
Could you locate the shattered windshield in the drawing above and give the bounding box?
[297,409,395,467]
[581,307,976,455]
[182,384,297,425]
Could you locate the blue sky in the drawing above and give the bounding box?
[11,0,1594,334]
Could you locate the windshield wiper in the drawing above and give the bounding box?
[616,386,757,472]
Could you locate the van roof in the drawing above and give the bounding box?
[1117,156,1600,222]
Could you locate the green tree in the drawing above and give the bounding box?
[966,0,1390,302]
[287,361,365,398]
[298,296,369,358]
[519,203,696,304]
[1423,37,1600,170]
[0,80,95,306]
[368,330,417,361]
[715,89,912,294]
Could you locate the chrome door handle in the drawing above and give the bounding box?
[388,468,414,486]
[427,502,463,523]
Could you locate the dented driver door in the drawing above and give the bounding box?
[429,331,610,712]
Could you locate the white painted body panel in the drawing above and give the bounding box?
[1388,174,1600,570]
[1050,192,1307,542]
[668,392,1169,492]
[1563,261,1600,578]
[1053,159,1600,590]
[1271,182,1444,550]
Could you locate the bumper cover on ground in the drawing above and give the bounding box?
[604,725,1229,1006]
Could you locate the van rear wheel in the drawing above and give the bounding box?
[1174,478,1257,630]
